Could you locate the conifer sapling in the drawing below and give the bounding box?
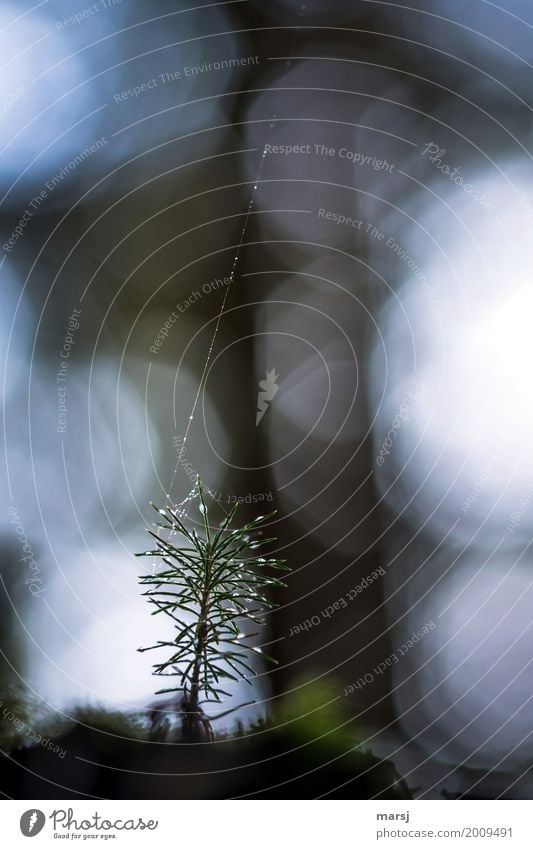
[136,479,289,742]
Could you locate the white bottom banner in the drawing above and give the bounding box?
[0,800,530,847]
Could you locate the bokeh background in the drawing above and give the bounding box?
[1,0,533,799]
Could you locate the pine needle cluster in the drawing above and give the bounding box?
[136,480,289,741]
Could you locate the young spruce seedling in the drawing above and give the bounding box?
[137,479,289,742]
